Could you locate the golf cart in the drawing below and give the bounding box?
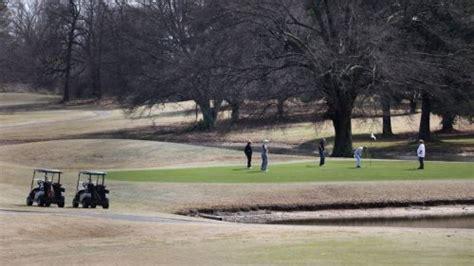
[26,168,65,207]
[72,170,109,209]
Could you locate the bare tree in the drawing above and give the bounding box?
[115,0,237,129]
[0,0,11,83]
[77,0,107,99]
[385,0,474,140]
[2,0,472,141]
[232,0,389,156]
[60,0,80,102]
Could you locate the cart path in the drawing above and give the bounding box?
[0,208,212,224]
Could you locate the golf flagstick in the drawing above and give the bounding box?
[370,132,377,167]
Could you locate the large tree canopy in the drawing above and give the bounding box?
[1,0,472,152]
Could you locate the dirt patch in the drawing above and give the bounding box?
[171,180,474,215]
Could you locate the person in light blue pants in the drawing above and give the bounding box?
[261,140,269,172]
[417,139,426,169]
[354,146,365,168]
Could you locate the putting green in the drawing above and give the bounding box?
[109,160,474,183]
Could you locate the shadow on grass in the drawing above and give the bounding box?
[405,168,423,172]
[299,132,474,162]
[232,168,249,172]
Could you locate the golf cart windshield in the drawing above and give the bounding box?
[76,171,107,190]
[31,168,62,189]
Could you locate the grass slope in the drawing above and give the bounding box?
[109,160,474,183]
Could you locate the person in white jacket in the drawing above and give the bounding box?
[417,139,426,169]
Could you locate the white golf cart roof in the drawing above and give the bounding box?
[79,170,107,175]
[34,168,62,174]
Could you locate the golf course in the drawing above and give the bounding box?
[2,1,474,264]
[1,92,473,265]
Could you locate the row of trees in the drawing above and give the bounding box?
[1,0,473,156]
[1,0,110,100]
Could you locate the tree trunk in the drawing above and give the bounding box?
[196,99,221,130]
[230,101,240,124]
[277,98,285,120]
[409,98,417,114]
[382,96,393,137]
[329,93,355,157]
[62,65,71,103]
[418,92,431,141]
[325,81,356,157]
[94,10,104,99]
[331,111,353,157]
[63,30,74,102]
[62,0,78,103]
[440,113,456,133]
[90,64,102,99]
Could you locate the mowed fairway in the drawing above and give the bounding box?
[109,160,474,183]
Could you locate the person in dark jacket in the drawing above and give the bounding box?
[261,140,269,171]
[318,138,326,166]
[244,141,253,168]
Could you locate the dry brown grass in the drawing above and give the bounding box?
[0,139,307,172]
[2,93,472,145]
[0,108,187,140]
[0,92,60,107]
[2,211,473,265]
[187,114,472,145]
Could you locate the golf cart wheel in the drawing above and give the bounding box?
[102,199,109,209]
[45,201,51,207]
[82,199,90,208]
[57,196,65,208]
[38,196,45,207]
[72,201,79,208]
[90,203,97,209]
[26,196,33,206]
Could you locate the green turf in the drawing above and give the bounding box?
[108,160,474,183]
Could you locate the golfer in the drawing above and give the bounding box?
[244,141,253,169]
[354,146,365,168]
[261,140,269,172]
[318,138,326,166]
[417,139,425,169]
